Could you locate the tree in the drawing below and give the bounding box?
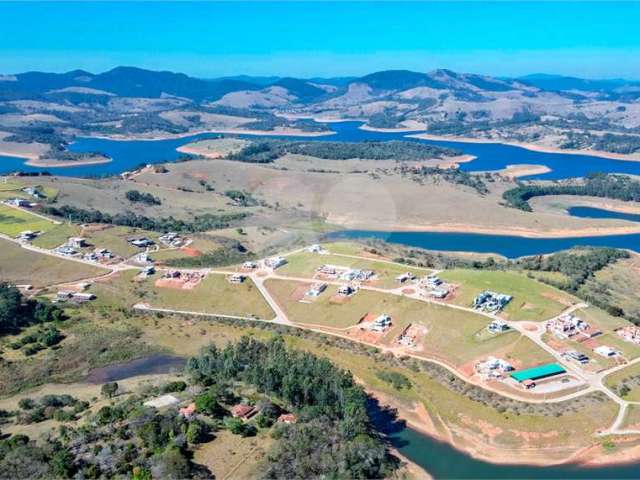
[185,421,207,444]
[194,389,226,418]
[101,382,119,399]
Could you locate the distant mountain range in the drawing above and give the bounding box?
[1,66,639,104]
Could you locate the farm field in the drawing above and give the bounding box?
[0,203,58,237]
[0,238,107,287]
[277,250,432,288]
[263,278,553,368]
[91,270,274,320]
[439,269,576,321]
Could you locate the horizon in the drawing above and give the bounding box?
[4,64,639,83]
[2,1,640,79]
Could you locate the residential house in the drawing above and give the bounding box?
[231,404,257,420]
[306,282,327,297]
[338,285,356,296]
[228,273,246,284]
[18,230,38,241]
[277,413,297,424]
[487,319,509,334]
[7,198,31,207]
[594,345,618,358]
[369,314,392,332]
[617,326,640,345]
[396,272,416,283]
[265,256,287,269]
[68,237,87,248]
[179,403,197,418]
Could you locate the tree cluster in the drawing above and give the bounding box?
[503,173,640,211]
[42,205,249,233]
[125,189,162,206]
[0,283,65,337]
[188,336,396,479]
[227,139,460,163]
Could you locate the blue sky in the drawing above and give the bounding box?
[2,1,639,79]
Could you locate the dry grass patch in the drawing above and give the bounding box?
[0,238,107,287]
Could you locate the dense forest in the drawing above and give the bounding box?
[503,173,640,211]
[227,139,460,163]
[41,205,248,233]
[188,336,396,479]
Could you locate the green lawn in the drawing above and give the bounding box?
[0,204,58,237]
[0,238,107,287]
[439,269,576,321]
[91,271,274,320]
[264,278,553,366]
[278,251,432,289]
[32,223,81,249]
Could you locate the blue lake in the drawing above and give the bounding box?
[2,121,640,180]
[328,230,640,258]
[392,426,640,479]
[569,206,640,223]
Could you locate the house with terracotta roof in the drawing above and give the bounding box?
[231,404,257,420]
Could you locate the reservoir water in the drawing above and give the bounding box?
[85,354,186,384]
[568,206,640,223]
[2,121,640,180]
[328,230,640,258]
[391,426,640,479]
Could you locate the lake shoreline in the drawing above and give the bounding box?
[368,386,640,470]
[330,222,640,239]
[408,132,640,163]
[84,126,336,142]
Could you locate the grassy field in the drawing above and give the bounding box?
[277,250,432,289]
[91,270,274,319]
[193,429,273,479]
[604,363,640,401]
[0,238,107,287]
[439,269,576,321]
[581,254,640,325]
[264,278,553,367]
[0,204,58,237]
[622,404,640,429]
[31,223,81,249]
[81,225,160,258]
[0,180,58,202]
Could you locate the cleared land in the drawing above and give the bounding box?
[264,278,553,368]
[0,238,107,287]
[91,270,274,319]
[438,269,576,321]
[277,250,433,288]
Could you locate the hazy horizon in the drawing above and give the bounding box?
[2,1,640,79]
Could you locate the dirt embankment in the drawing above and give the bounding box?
[365,386,640,468]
